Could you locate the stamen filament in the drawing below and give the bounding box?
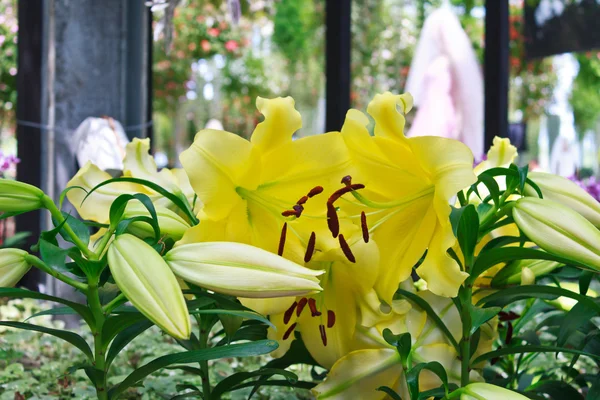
[351,186,435,210]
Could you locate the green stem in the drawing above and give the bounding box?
[24,255,88,291]
[44,196,97,260]
[102,292,127,315]
[459,285,473,387]
[198,316,212,398]
[94,227,115,258]
[88,279,108,400]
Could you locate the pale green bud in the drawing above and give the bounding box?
[0,179,45,213]
[525,172,600,227]
[122,204,191,240]
[513,197,600,271]
[520,266,535,285]
[164,242,324,298]
[0,248,31,287]
[493,259,561,286]
[108,234,191,339]
[460,383,529,399]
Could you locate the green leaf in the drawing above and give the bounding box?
[84,176,198,224]
[211,368,298,399]
[105,320,153,367]
[0,287,93,326]
[383,329,411,368]
[53,211,90,246]
[215,323,268,347]
[455,205,479,267]
[109,193,160,242]
[481,166,543,198]
[263,336,319,369]
[218,313,243,344]
[557,301,599,347]
[406,362,448,400]
[478,174,501,206]
[472,344,600,365]
[24,306,78,321]
[0,321,93,360]
[190,309,274,330]
[102,312,149,344]
[579,271,593,296]
[477,285,600,314]
[108,340,279,399]
[376,386,402,400]
[469,305,501,335]
[526,380,584,400]
[395,289,459,352]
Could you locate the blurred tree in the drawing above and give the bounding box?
[0,0,17,131]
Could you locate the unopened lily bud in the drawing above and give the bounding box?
[122,204,191,240]
[164,242,324,298]
[108,234,191,339]
[525,172,600,227]
[460,383,529,399]
[0,248,31,287]
[0,179,45,213]
[492,259,561,287]
[513,197,600,271]
[520,266,535,285]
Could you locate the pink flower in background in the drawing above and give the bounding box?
[207,28,220,37]
[0,151,19,177]
[201,40,211,52]
[570,176,600,202]
[225,40,238,52]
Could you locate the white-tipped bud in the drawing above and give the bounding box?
[165,242,324,298]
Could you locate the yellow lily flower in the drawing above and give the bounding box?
[338,92,476,299]
[66,138,197,224]
[313,288,494,399]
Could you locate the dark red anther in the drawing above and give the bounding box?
[308,186,324,198]
[341,175,352,186]
[361,211,369,243]
[505,322,514,345]
[338,234,356,263]
[319,324,327,346]
[296,297,308,317]
[327,203,340,238]
[283,301,297,324]
[328,183,366,204]
[282,210,297,217]
[304,232,316,263]
[283,323,297,340]
[327,310,336,328]
[297,195,308,205]
[293,204,304,217]
[308,298,321,316]
[278,223,287,256]
[499,311,519,321]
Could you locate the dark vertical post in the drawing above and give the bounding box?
[325,0,351,132]
[484,0,510,150]
[147,7,154,142]
[16,0,44,288]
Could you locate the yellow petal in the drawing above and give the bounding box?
[267,305,298,358]
[417,226,469,297]
[312,348,402,400]
[250,97,302,155]
[474,136,518,174]
[66,162,145,223]
[123,138,180,193]
[240,297,298,316]
[366,92,413,140]
[180,129,260,220]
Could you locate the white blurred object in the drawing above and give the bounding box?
[550,135,580,177]
[73,117,130,171]
[205,118,224,131]
[548,54,581,176]
[405,5,483,157]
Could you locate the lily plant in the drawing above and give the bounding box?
[0,92,599,399]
